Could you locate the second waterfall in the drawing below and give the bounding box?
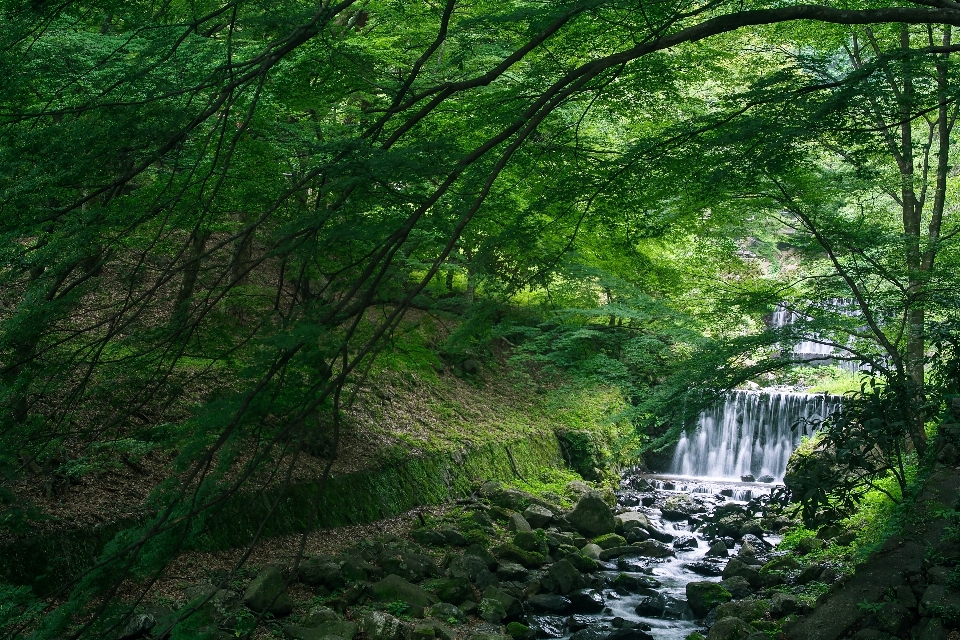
[668,389,841,481]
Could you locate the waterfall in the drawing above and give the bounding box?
[668,390,841,481]
[769,300,862,372]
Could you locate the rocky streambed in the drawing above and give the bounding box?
[121,465,960,640]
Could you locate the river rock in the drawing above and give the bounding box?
[795,563,825,585]
[508,513,533,533]
[570,627,608,640]
[359,611,406,640]
[707,617,757,640]
[568,588,605,613]
[740,475,755,483]
[722,559,761,587]
[719,576,752,599]
[757,475,775,483]
[715,599,769,623]
[593,533,628,549]
[568,493,616,537]
[686,560,725,577]
[523,505,555,529]
[706,541,729,558]
[634,592,688,619]
[581,543,602,560]
[911,617,948,640]
[479,597,507,623]
[673,535,698,549]
[514,530,549,555]
[120,614,155,639]
[244,566,293,617]
[632,540,676,558]
[615,511,654,533]
[527,594,573,614]
[603,629,655,640]
[413,529,448,546]
[371,574,438,617]
[661,494,703,521]
[527,615,566,638]
[610,572,659,594]
[686,581,733,617]
[545,559,585,594]
[768,592,797,617]
[796,536,824,555]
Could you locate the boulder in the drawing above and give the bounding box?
[721,559,760,588]
[359,611,406,640]
[580,543,602,560]
[567,493,616,537]
[911,617,948,640]
[718,577,752,599]
[686,561,725,577]
[759,555,799,573]
[610,572,660,594]
[302,605,340,626]
[493,543,548,568]
[482,586,523,620]
[603,630,655,640]
[293,620,358,640]
[796,564,825,585]
[715,599,769,623]
[593,533,628,550]
[120,614,155,640]
[661,494,703,521]
[631,540,676,558]
[919,584,960,617]
[568,589,604,613]
[707,617,757,640]
[507,513,533,533]
[299,556,345,589]
[371,574,438,617]
[244,566,293,617]
[496,562,529,582]
[706,541,729,558]
[465,544,498,570]
[526,594,573,614]
[634,593,688,619]
[447,554,490,582]
[413,529,448,547]
[342,556,380,582]
[757,475,775,483]
[506,622,537,640]
[428,602,467,624]
[479,597,507,623]
[489,488,538,511]
[615,511,654,533]
[547,559,585,594]
[523,505,555,529]
[796,537,824,555]
[526,616,564,638]
[686,581,733,617]
[768,592,797,617]
[673,535,699,550]
[514,531,549,555]
[740,475,755,483]
[431,577,472,604]
[440,528,468,546]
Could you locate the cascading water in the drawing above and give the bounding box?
[770,300,862,372]
[667,389,841,481]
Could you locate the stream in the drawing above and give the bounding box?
[554,389,835,640]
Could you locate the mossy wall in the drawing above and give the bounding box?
[198,433,563,549]
[1,433,564,594]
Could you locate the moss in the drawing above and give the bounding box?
[506,622,532,639]
[492,543,548,568]
[592,533,627,549]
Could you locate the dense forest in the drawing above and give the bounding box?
[2,0,960,639]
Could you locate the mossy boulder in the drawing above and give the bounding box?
[359,611,406,640]
[546,559,585,594]
[685,581,732,617]
[371,574,438,617]
[513,531,549,555]
[706,617,757,640]
[567,493,616,537]
[493,543,548,568]
[715,599,771,623]
[760,555,800,573]
[430,577,472,605]
[592,533,627,550]
[506,622,535,640]
[244,566,293,617]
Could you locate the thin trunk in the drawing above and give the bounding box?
[173,230,210,314]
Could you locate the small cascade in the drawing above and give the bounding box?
[668,389,841,481]
[770,300,862,371]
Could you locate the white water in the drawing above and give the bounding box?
[667,390,840,481]
[770,301,861,372]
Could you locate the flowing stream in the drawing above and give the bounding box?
[559,390,838,639]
